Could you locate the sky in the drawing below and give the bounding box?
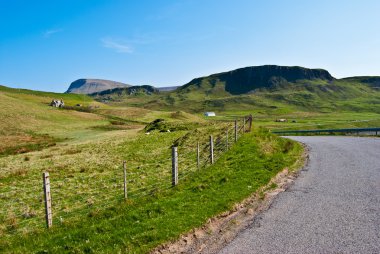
[0,0,380,92]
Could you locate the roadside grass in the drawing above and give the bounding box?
[0,128,303,253]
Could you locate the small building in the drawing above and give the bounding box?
[50,99,64,108]
[204,112,216,117]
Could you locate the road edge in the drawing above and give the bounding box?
[151,143,309,254]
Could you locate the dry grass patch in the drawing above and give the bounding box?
[0,133,58,157]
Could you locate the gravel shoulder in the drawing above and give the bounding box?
[219,136,380,254]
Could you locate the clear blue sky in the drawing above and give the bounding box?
[1,0,379,92]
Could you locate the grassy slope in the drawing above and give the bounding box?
[0,128,303,253]
[0,121,229,230]
[96,107,205,125]
[0,86,206,155]
[98,78,380,114]
[93,78,380,130]
[0,87,112,155]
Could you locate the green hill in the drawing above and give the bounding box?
[0,85,110,156]
[0,85,207,156]
[89,66,380,117]
[181,65,334,95]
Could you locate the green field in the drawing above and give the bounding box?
[0,127,302,253]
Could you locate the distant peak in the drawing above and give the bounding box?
[66,78,130,94]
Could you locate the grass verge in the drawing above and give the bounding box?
[0,128,303,253]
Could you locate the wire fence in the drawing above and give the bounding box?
[0,115,253,236]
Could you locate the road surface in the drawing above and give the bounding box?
[219,136,380,254]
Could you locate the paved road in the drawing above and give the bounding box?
[219,136,380,254]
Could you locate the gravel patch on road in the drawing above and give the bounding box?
[219,136,380,254]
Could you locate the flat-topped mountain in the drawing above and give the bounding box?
[181,65,334,95]
[66,79,130,94]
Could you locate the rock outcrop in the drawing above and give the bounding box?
[50,99,64,108]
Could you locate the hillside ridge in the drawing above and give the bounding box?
[181,65,334,95]
[90,85,159,97]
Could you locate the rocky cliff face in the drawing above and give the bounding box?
[90,85,159,96]
[65,79,130,94]
[182,65,334,95]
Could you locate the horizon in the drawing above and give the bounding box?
[1,64,371,94]
[1,0,380,93]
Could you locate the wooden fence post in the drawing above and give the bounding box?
[210,135,214,164]
[43,172,52,228]
[243,117,246,133]
[234,120,238,142]
[172,147,178,186]
[248,114,253,132]
[123,161,127,199]
[197,142,200,169]
[226,129,229,151]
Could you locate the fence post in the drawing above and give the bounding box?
[197,142,200,169]
[172,147,178,186]
[42,172,52,229]
[234,120,238,142]
[243,117,246,133]
[123,161,127,199]
[226,129,229,151]
[248,114,253,132]
[210,135,214,164]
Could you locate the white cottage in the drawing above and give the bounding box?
[204,112,216,117]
